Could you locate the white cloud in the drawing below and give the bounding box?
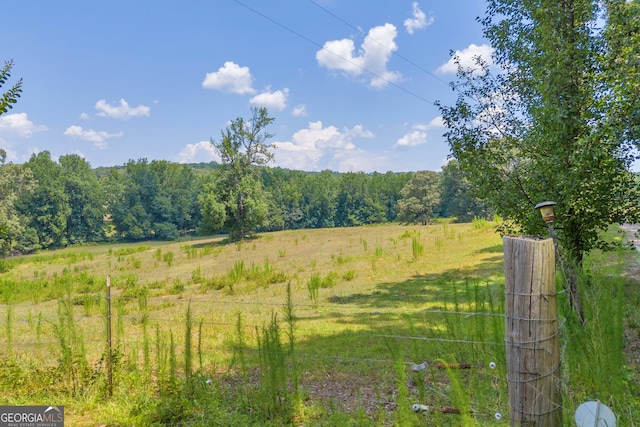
[272,121,376,171]
[292,105,307,117]
[347,124,374,139]
[63,125,123,149]
[333,149,387,173]
[436,44,494,74]
[202,61,256,94]
[395,117,444,147]
[0,113,45,138]
[249,87,289,111]
[95,99,150,119]
[396,130,427,147]
[404,2,433,34]
[316,23,401,88]
[423,116,445,130]
[79,112,90,120]
[176,140,220,163]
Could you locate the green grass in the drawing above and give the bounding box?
[0,222,637,425]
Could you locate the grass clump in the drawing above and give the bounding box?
[411,236,424,261]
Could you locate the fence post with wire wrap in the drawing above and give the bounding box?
[503,236,562,426]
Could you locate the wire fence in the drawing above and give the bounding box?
[0,283,518,421]
[0,272,573,424]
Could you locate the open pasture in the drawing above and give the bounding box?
[0,221,636,426]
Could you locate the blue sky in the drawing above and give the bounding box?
[1,0,493,173]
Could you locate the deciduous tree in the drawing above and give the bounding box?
[204,107,275,240]
[439,160,492,222]
[59,154,106,243]
[396,170,442,225]
[0,152,35,255]
[437,0,640,320]
[0,61,31,255]
[17,151,71,249]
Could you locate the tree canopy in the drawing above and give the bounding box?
[0,60,30,255]
[438,0,640,266]
[201,107,275,241]
[396,171,442,225]
[437,0,640,321]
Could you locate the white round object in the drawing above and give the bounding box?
[575,401,616,427]
[494,412,502,420]
[489,361,497,370]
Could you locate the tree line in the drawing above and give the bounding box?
[0,148,490,256]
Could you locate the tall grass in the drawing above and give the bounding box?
[411,236,424,261]
[0,223,636,425]
[5,304,12,355]
[53,284,88,396]
[256,312,289,420]
[559,243,636,422]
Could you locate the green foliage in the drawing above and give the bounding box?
[17,151,71,250]
[306,274,320,306]
[342,269,356,281]
[196,180,226,235]
[163,251,174,267]
[0,160,35,255]
[204,107,275,241]
[59,154,107,244]
[191,266,203,284]
[0,60,22,115]
[184,303,193,383]
[471,217,491,230]
[307,272,338,304]
[439,160,493,222]
[396,170,442,225]
[374,246,384,258]
[411,236,424,261]
[438,0,640,267]
[108,159,200,241]
[256,313,290,421]
[334,172,387,226]
[110,245,151,257]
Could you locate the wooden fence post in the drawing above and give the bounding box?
[503,236,562,426]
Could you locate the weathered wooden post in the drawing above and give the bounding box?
[503,236,562,426]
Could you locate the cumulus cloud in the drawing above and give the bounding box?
[316,23,401,88]
[63,125,123,149]
[423,116,445,130]
[396,130,427,147]
[395,117,444,148]
[436,43,494,74]
[202,61,256,94]
[404,2,433,34]
[79,112,90,120]
[176,140,220,163]
[95,99,150,119]
[292,105,307,117]
[0,113,45,138]
[272,121,377,171]
[249,88,289,111]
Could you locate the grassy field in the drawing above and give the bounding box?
[0,220,637,426]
